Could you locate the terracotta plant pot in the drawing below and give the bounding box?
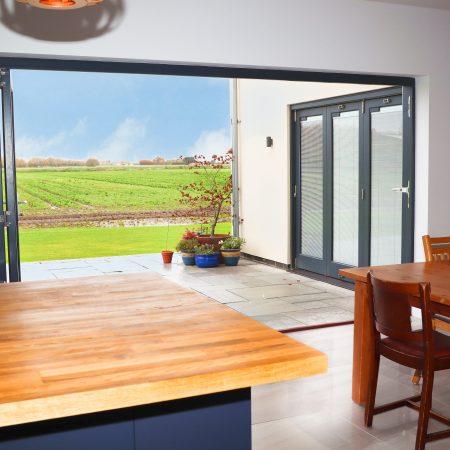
[161,250,174,264]
[197,234,230,251]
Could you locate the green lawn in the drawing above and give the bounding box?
[19,223,231,262]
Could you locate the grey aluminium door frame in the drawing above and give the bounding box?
[1,68,21,282]
[291,86,414,278]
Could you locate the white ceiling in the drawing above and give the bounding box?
[365,0,450,10]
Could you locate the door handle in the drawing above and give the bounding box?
[392,181,410,208]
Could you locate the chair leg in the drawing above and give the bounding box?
[415,367,434,450]
[412,369,422,385]
[365,349,380,427]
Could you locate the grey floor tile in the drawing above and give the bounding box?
[193,287,248,304]
[249,314,304,330]
[292,300,331,310]
[51,268,105,279]
[284,306,354,325]
[229,284,323,301]
[228,299,303,316]
[281,292,340,303]
[323,296,355,312]
[252,273,314,285]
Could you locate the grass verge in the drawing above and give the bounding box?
[19,223,231,262]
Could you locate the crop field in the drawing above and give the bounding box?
[15,166,232,262]
[17,165,230,216]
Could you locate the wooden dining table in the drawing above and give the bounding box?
[0,272,326,450]
[339,261,450,405]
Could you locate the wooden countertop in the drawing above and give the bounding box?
[0,272,326,427]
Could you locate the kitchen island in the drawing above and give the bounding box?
[0,272,327,449]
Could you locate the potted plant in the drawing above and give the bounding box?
[194,243,220,268]
[220,236,245,266]
[179,150,233,251]
[161,219,174,263]
[176,230,199,266]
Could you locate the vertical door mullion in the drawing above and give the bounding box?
[0,75,6,282]
[360,100,371,268]
[323,107,332,273]
[1,69,20,282]
[292,113,301,268]
[401,86,414,263]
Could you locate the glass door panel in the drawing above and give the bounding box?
[332,110,359,267]
[293,88,412,279]
[300,115,323,260]
[370,104,403,266]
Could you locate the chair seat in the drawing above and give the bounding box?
[381,331,450,370]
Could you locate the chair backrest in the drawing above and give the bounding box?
[423,234,450,262]
[367,272,433,346]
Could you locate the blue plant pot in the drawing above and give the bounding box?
[195,253,220,268]
[181,252,196,266]
[221,250,241,266]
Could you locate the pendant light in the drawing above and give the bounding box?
[16,0,103,9]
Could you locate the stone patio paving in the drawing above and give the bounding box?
[21,253,355,330]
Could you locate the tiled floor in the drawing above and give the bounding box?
[253,325,450,449]
[21,253,354,329]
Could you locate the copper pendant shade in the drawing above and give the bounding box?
[16,0,103,9]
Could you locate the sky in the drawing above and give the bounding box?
[11,70,231,162]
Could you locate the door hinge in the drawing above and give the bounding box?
[408,95,411,118]
[293,184,297,198]
[0,68,5,88]
[361,188,365,200]
[0,211,11,228]
[361,100,365,114]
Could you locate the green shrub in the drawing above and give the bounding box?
[194,243,217,255]
[176,238,199,252]
[220,236,245,250]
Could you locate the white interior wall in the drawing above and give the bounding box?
[237,81,386,263]
[0,0,449,263]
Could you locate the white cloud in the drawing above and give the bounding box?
[92,117,147,162]
[15,118,88,159]
[16,132,66,159]
[187,129,231,160]
[72,117,88,136]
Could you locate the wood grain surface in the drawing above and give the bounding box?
[0,273,327,427]
[340,262,450,307]
[340,261,450,404]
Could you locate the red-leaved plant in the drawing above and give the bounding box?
[179,150,232,237]
[182,229,198,240]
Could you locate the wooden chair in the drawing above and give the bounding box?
[412,235,450,385]
[423,234,450,263]
[365,272,450,450]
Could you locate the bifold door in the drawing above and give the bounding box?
[0,68,21,282]
[293,87,414,278]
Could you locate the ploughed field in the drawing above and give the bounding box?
[16,166,232,262]
[17,166,231,228]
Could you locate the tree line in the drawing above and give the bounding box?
[16,157,100,168]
